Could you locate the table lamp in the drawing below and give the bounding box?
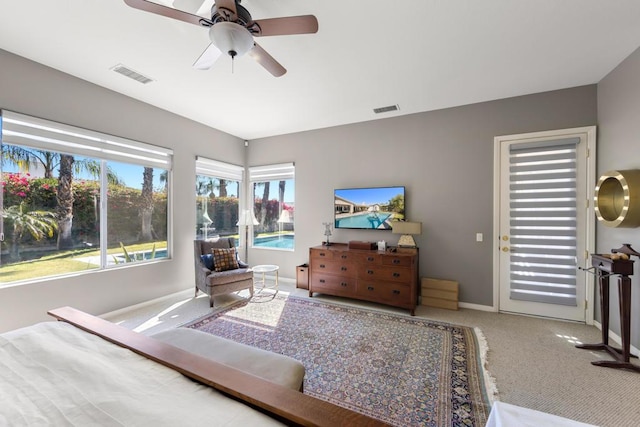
[391,221,422,248]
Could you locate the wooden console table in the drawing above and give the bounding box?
[576,244,640,373]
[309,244,419,315]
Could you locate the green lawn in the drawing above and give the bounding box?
[0,242,167,284]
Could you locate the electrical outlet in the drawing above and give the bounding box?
[476,233,483,242]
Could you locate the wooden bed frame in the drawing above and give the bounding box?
[48,307,387,427]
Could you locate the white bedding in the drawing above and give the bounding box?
[0,321,282,426]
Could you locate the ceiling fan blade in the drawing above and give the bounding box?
[213,0,238,21]
[123,0,211,26]
[250,15,318,37]
[193,43,222,70]
[248,43,286,77]
[172,0,205,14]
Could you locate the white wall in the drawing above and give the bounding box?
[0,49,244,332]
[596,46,640,349]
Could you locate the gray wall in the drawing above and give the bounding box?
[247,86,597,307]
[0,49,245,332]
[597,46,640,348]
[0,47,600,332]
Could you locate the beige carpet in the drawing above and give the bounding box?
[106,282,640,427]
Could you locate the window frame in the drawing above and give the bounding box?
[195,156,244,243]
[0,110,173,285]
[249,163,295,252]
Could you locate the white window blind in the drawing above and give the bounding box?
[509,138,580,306]
[1,110,172,169]
[249,163,295,181]
[195,156,243,181]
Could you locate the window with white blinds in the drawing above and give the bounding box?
[249,162,295,251]
[1,110,172,284]
[195,156,243,181]
[248,163,295,181]
[509,138,580,306]
[194,156,243,240]
[1,110,172,168]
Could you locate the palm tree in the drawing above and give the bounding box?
[56,154,74,249]
[219,179,227,197]
[2,146,122,184]
[3,146,124,251]
[254,181,270,230]
[2,146,58,178]
[278,180,286,214]
[1,201,58,261]
[140,167,154,241]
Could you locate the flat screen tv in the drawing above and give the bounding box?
[334,186,405,230]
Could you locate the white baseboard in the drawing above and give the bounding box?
[592,319,640,357]
[459,302,495,312]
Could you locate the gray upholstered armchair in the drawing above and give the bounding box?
[194,238,254,308]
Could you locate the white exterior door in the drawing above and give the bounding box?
[494,127,596,322]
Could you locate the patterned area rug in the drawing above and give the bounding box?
[187,295,494,426]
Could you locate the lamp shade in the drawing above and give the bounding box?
[391,221,422,235]
[209,22,254,58]
[277,210,292,223]
[237,209,259,226]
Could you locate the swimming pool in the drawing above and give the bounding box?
[335,213,392,229]
[254,235,294,250]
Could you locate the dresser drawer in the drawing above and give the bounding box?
[310,248,334,261]
[356,280,412,306]
[381,255,413,267]
[311,273,356,294]
[311,259,357,277]
[358,265,412,284]
[353,252,382,265]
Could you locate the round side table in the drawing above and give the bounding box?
[252,264,279,294]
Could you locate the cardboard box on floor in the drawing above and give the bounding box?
[421,278,459,310]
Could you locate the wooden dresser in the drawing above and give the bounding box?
[309,244,419,315]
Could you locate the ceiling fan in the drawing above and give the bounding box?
[123,0,319,77]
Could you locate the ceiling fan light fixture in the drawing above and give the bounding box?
[209,22,254,58]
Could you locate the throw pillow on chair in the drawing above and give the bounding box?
[212,247,239,272]
[200,254,215,270]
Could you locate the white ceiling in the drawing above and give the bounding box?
[1,1,640,140]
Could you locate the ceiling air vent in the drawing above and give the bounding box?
[111,64,154,84]
[373,104,399,114]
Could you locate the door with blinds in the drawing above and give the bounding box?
[496,127,595,322]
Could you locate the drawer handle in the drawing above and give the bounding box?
[320,264,326,268]
[341,266,347,271]
[393,272,400,278]
[392,290,400,295]
[320,279,326,283]
[320,253,326,257]
[367,257,374,261]
[341,282,348,287]
[393,259,400,264]
[367,270,374,275]
[341,255,347,259]
[367,286,374,291]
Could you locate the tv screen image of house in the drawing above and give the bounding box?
[334,186,405,230]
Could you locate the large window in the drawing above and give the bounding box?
[195,157,243,243]
[249,163,295,250]
[0,110,172,286]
